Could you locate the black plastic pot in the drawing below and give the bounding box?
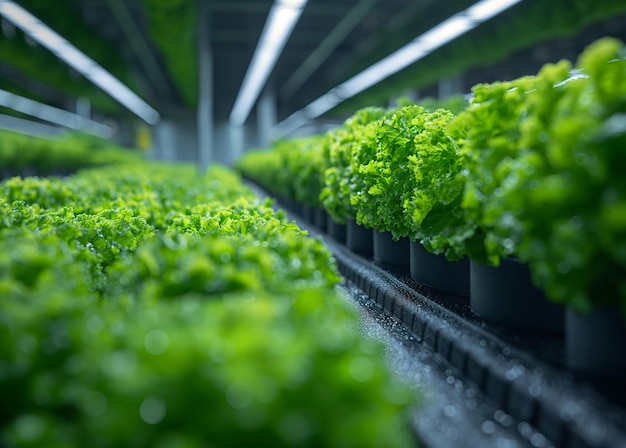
[301,205,315,224]
[327,215,347,244]
[346,218,373,257]
[566,307,626,377]
[289,200,302,217]
[314,207,328,233]
[470,258,564,332]
[373,230,410,266]
[410,242,470,296]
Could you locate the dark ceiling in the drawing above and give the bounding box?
[68,0,477,123]
[4,0,626,129]
[206,0,458,123]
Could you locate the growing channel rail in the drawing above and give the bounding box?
[247,180,626,448]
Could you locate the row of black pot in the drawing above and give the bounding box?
[1,167,75,181]
[298,205,626,379]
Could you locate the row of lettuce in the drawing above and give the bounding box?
[0,161,416,446]
[0,131,143,179]
[237,37,626,319]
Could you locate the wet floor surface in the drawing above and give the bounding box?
[341,282,544,448]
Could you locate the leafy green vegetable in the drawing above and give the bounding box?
[452,62,571,265]
[0,130,143,178]
[321,107,389,224]
[498,38,626,315]
[353,105,464,241]
[0,156,418,447]
[351,106,420,237]
[403,109,470,259]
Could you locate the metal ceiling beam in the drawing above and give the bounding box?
[208,1,271,14]
[0,0,159,124]
[207,1,351,15]
[211,28,333,45]
[197,0,213,170]
[104,0,174,99]
[0,112,65,137]
[0,63,70,106]
[0,88,115,137]
[323,0,437,85]
[280,0,379,98]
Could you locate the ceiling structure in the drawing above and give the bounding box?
[2,0,626,137]
[206,0,463,124]
[2,0,480,125]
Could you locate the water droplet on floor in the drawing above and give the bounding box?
[444,404,458,418]
[482,420,497,434]
[528,383,542,397]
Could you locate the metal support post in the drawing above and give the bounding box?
[438,75,464,100]
[257,85,276,149]
[197,0,213,171]
[229,123,245,165]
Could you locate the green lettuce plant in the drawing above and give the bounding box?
[321,107,389,224]
[497,38,626,315]
[236,139,305,203]
[452,63,571,265]
[403,108,470,260]
[0,131,143,178]
[352,105,465,241]
[0,156,418,447]
[290,136,327,208]
[236,148,288,199]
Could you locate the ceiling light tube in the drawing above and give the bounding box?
[272,110,307,137]
[0,0,160,125]
[0,112,65,137]
[0,88,115,138]
[337,44,429,99]
[229,0,308,126]
[304,89,343,118]
[274,0,522,136]
[466,0,521,22]
[417,15,475,51]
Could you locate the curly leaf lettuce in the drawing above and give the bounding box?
[502,38,626,315]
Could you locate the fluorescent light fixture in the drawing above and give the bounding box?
[304,90,342,118]
[272,110,307,137]
[0,112,65,137]
[337,44,429,99]
[466,0,521,21]
[0,0,160,125]
[0,88,115,138]
[273,0,522,136]
[418,15,475,51]
[229,0,308,126]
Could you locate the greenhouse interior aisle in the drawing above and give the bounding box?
[2,0,626,447]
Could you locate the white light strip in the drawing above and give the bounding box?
[229,0,307,126]
[303,89,342,118]
[0,0,160,125]
[0,112,65,137]
[466,0,520,21]
[274,0,522,135]
[0,88,115,138]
